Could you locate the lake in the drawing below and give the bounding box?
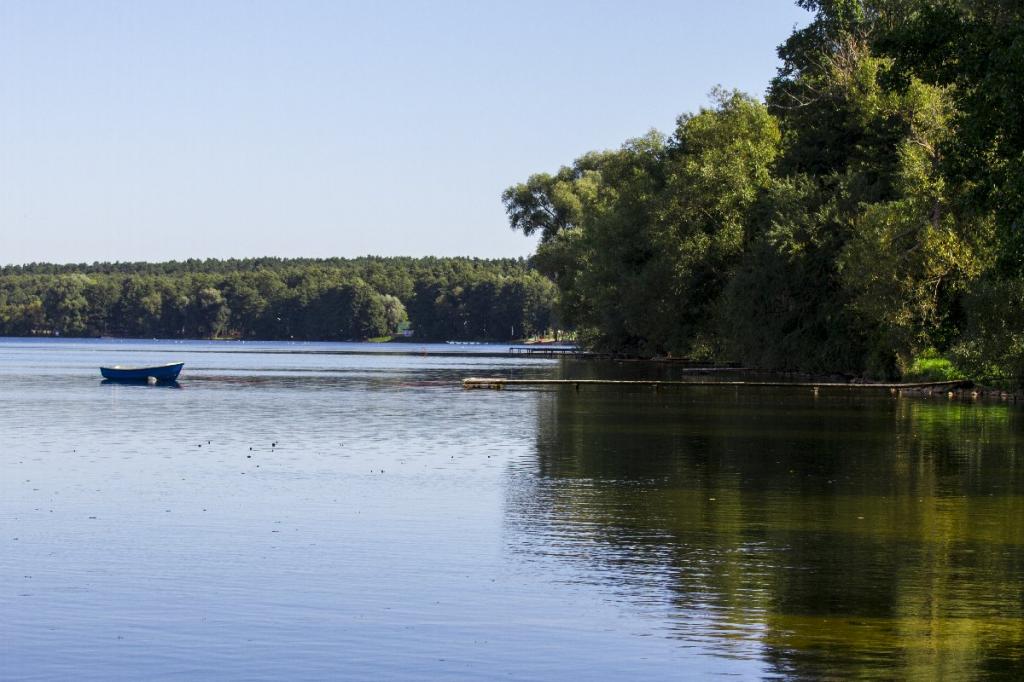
[2,338,1023,680]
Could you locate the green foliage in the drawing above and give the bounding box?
[953,277,1024,385]
[407,270,557,342]
[880,0,1024,273]
[904,349,966,382]
[505,92,779,356]
[507,0,1024,382]
[719,175,868,373]
[0,258,558,342]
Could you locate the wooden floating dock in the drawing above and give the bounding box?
[463,377,973,392]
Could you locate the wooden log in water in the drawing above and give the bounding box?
[461,377,973,391]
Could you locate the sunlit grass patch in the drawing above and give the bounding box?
[905,349,967,381]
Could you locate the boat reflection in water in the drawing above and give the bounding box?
[100,378,182,388]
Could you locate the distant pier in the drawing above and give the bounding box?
[508,346,580,358]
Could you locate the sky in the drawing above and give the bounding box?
[0,1,810,265]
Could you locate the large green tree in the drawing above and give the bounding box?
[505,92,778,356]
[506,0,1019,381]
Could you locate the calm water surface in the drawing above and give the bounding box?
[2,338,1023,680]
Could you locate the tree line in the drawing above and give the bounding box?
[0,257,558,342]
[504,0,1024,383]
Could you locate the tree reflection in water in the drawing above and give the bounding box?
[504,381,1024,679]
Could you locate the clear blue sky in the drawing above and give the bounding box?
[1,1,810,265]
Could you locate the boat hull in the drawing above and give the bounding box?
[100,362,184,383]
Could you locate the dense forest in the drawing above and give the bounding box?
[0,257,558,342]
[505,0,1024,383]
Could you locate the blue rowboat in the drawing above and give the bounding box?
[100,362,184,383]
